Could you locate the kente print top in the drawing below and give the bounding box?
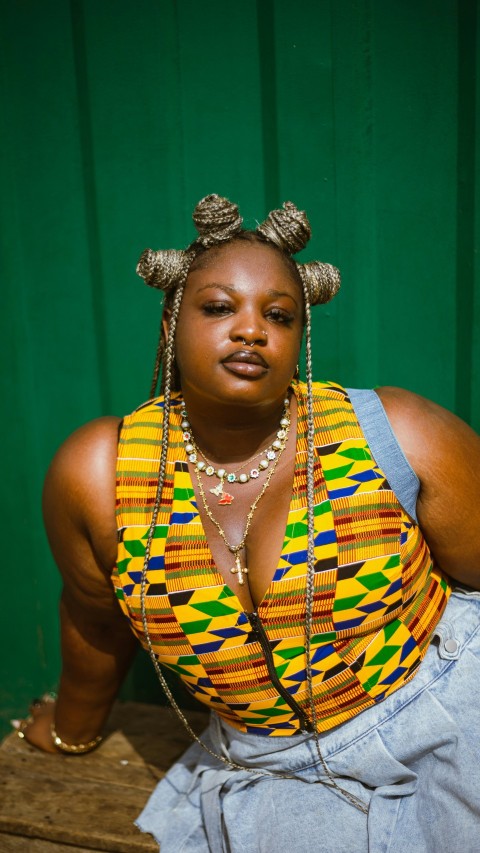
[112,381,451,735]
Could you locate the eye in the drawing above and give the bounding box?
[266,307,295,325]
[202,301,233,316]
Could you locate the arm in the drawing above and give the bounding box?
[376,386,480,589]
[23,417,139,752]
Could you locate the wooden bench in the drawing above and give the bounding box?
[0,702,209,852]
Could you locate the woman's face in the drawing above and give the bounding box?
[168,241,304,412]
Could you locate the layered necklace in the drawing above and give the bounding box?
[181,398,291,585]
[182,400,290,504]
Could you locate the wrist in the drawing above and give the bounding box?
[50,724,103,755]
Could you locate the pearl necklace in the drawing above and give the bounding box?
[181,398,290,505]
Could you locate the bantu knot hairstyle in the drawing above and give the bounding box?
[136,194,243,292]
[297,261,340,305]
[136,194,340,306]
[136,248,192,291]
[256,201,340,305]
[192,193,243,247]
[256,199,312,254]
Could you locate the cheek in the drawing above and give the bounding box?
[171,308,195,361]
[174,333,195,373]
[173,319,212,376]
[171,324,188,376]
[279,328,303,367]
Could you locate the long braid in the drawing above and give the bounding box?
[140,278,229,758]
[302,287,317,723]
[141,279,185,613]
[301,282,368,814]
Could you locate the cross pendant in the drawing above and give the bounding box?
[230,554,248,586]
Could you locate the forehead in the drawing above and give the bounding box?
[186,241,302,296]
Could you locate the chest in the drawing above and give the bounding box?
[115,388,427,634]
[151,431,415,624]
[190,442,297,611]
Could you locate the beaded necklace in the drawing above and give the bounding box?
[182,398,290,585]
[182,400,290,506]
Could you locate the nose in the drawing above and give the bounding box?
[231,315,268,347]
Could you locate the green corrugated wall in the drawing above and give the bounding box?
[1,0,478,736]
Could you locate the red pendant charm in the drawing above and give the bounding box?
[210,481,234,505]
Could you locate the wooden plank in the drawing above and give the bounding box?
[0,702,209,852]
[0,755,157,852]
[0,832,105,852]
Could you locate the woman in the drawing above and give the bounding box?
[21,195,480,851]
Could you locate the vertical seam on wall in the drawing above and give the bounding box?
[361,0,378,386]
[70,0,111,413]
[455,0,477,424]
[172,0,187,227]
[329,0,339,263]
[330,0,379,387]
[328,0,341,380]
[256,0,280,211]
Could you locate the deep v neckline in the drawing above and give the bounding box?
[172,385,303,615]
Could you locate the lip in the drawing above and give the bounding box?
[223,350,269,368]
[221,349,269,378]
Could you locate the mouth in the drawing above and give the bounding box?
[221,349,269,378]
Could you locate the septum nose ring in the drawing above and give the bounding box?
[242,331,268,347]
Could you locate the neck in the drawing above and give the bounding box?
[180,394,291,464]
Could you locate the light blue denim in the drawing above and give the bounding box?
[347,388,420,522]
[136,589,480,852]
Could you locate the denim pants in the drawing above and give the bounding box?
[136,589,480,853]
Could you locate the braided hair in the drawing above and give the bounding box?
[136,196,365,811]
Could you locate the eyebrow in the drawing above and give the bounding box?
[196,283,299,306]
[197,283,235,295]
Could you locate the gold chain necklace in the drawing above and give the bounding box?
[182,401,290,504]
[191,406,291,586]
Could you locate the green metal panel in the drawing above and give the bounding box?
[0,0,478,736]
[474,2,480,430]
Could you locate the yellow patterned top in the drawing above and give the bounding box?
[112,381,451,735]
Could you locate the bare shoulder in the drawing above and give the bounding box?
[375,386,479,477]
[43,416,122,610]
[375,386,480,587]
[44,416,121,532]
[44,417,121,519]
